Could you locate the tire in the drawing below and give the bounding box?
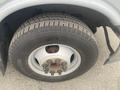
[9,13,98,82]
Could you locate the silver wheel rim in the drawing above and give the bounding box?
[28,44,81,77]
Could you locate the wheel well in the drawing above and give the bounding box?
[1,4,110,39]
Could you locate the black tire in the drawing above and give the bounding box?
[9,13,98,82]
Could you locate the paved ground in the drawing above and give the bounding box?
[0,27,120,90]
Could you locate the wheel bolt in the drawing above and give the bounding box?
[47,60,53,64]
[44,68,49,74]
[50,71,55,76]
[61,62,67,66]
[55,59,61,64]
[42,63,49,73]
[57,70,62,75]
[62,66,67,71]
[42,64,48,69]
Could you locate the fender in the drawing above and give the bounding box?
[0,0,120,26]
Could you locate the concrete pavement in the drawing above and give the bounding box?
[0,27,120,90]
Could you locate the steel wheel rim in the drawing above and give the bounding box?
[28,44,81,77]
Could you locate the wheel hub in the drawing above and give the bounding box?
[42,59,67,75]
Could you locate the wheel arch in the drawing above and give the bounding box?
[0,4,112,37]
[0,0,120,36]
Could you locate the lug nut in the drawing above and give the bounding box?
[50,71,55,76]
[47,60,53,64]
[62,66,67,71]
[42,64,49,69]
[44,68,49,74]
[61,62,67,66]
[57,70,62,75]
[61,62,67,71]
[42,63,49,73]
[55,59,61,64]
